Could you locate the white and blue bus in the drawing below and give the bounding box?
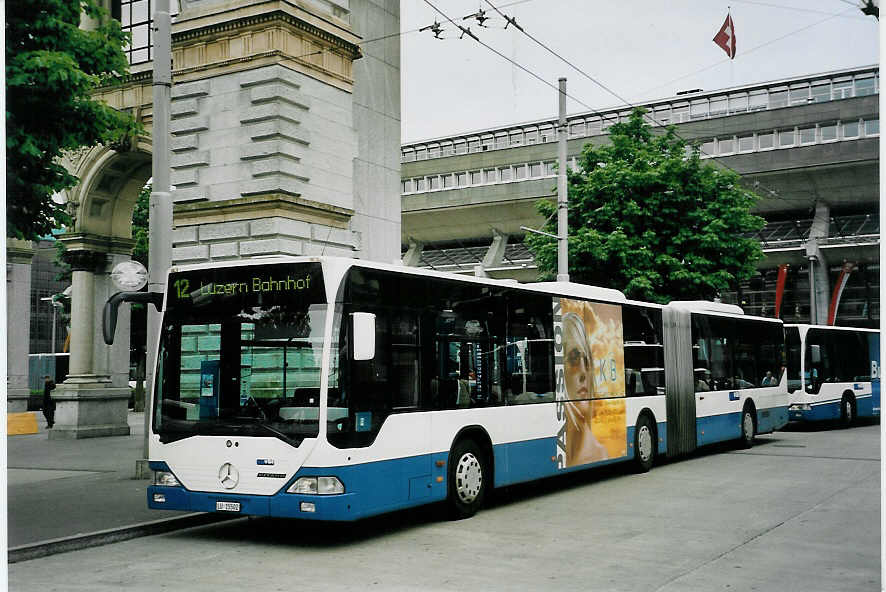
[785,324,880,425]
[121,257,788,520]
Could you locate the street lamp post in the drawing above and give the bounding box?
[40,296,63,354]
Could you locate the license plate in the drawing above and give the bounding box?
[216,501,241,512]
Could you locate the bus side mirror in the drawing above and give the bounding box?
[103,291,164,345]
[351,312,376,361]
[809,344,821,365]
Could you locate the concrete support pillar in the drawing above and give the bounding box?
[806,202,831,324]
[52,248,130,439]
[402,240,423,267]
[481,230,509,269]
[6,239,35,412]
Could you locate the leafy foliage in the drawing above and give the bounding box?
[526,109,764,303]
[6,0,136,239]
[131,183,150,266]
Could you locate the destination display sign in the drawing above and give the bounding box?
[165,263,325,316]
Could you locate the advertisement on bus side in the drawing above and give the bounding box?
[555,298,627,469]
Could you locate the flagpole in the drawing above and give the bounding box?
[728,7,734,86]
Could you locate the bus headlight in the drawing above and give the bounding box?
[789,404,812,411]
[153,471,181,487]
[287,476,345,495]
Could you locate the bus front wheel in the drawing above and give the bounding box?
[447,439,487,519]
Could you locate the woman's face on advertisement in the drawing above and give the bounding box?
[565,341,590,401]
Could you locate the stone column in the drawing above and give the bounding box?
[51,248,130,439]
[7,238,35,412]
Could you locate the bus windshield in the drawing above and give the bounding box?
[154,263,327,445]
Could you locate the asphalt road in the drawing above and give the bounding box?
[9,421,881,592]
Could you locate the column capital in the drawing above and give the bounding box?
[6,238,36,264]
[63,250,108,272]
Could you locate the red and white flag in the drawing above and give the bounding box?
[713,12,736,59]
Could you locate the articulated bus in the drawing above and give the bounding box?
[785,324,880,425]
[127,257,788,520]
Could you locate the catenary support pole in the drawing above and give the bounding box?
[556,77,569,283]
[139,0,173,478]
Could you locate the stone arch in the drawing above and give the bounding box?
[52,139,152,439]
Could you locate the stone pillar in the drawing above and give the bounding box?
[51,248,130,439]
[168,0,387,265]
[7,238,35,412]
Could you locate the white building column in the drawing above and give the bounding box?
[6,238,35,412]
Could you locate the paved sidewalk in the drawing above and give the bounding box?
[7,411,193,549]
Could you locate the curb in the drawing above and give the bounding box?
[9,513,235,563]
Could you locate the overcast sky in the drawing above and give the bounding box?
[399,0,880,142]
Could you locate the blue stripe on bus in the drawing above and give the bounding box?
[148,422,670,521]
[696,406,788,446]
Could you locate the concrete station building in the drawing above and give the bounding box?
[399,65,880,328]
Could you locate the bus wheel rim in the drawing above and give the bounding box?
[845,400,852,421]
[638,425,653,461]
[455,452,482,503]
[743,412,753,439]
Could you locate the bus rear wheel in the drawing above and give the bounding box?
[633,414,655,473]
[840,394,855,428]
[447,438,487,519]
[740,406,755,449]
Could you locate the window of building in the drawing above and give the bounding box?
[601,116,617,131]
[525,129,538,144]
[402,179,414,193]
[544,161,556,176]
[690,99,709,119]
[454,140,467,155]
[569,121,585,137]
[442,174,455,189]
[700,139,717,156]
[810,82,830,103]
[738,135,754,152]
[456,172,468,187]
[484,168,497,183]
[495,134,508,149]
[709,97,728,116]
[481,136,494,151]
[416,147,428,161]
[429,176,441,190]
[832,79,853,99]
[402,149,415,163]
[864,118,879,135]
[499,167,513,182]
[539,125,553,142]
[778,128,795,147]
[529,162,543,177]
[672,104,690,122]
[115,0,154,64]
[842,120,860,138]
[468,138,481,153]
[789,86,809,105]
[855,76,876,96]
[514,164,527,180]
[769,89,789,108]
[718,137,734,154]
[470,170,482,185]
[758,131,775,149]
[653,106,671,125]
[798,126,816,144]
[748,91,768,111]
[441,142,454,157]
[415,177,427,191]
[820,122,837,141]
[428,145,441,159]
[510,131,523,146]
[729,93,748,113]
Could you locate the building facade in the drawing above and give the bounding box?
[400,65,879,328]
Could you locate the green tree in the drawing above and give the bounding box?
[526,109,764,303]
[6,0,136,239]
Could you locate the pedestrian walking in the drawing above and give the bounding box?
[42,375,56,428]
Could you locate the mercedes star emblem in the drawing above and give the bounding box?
[218,462,239,489]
